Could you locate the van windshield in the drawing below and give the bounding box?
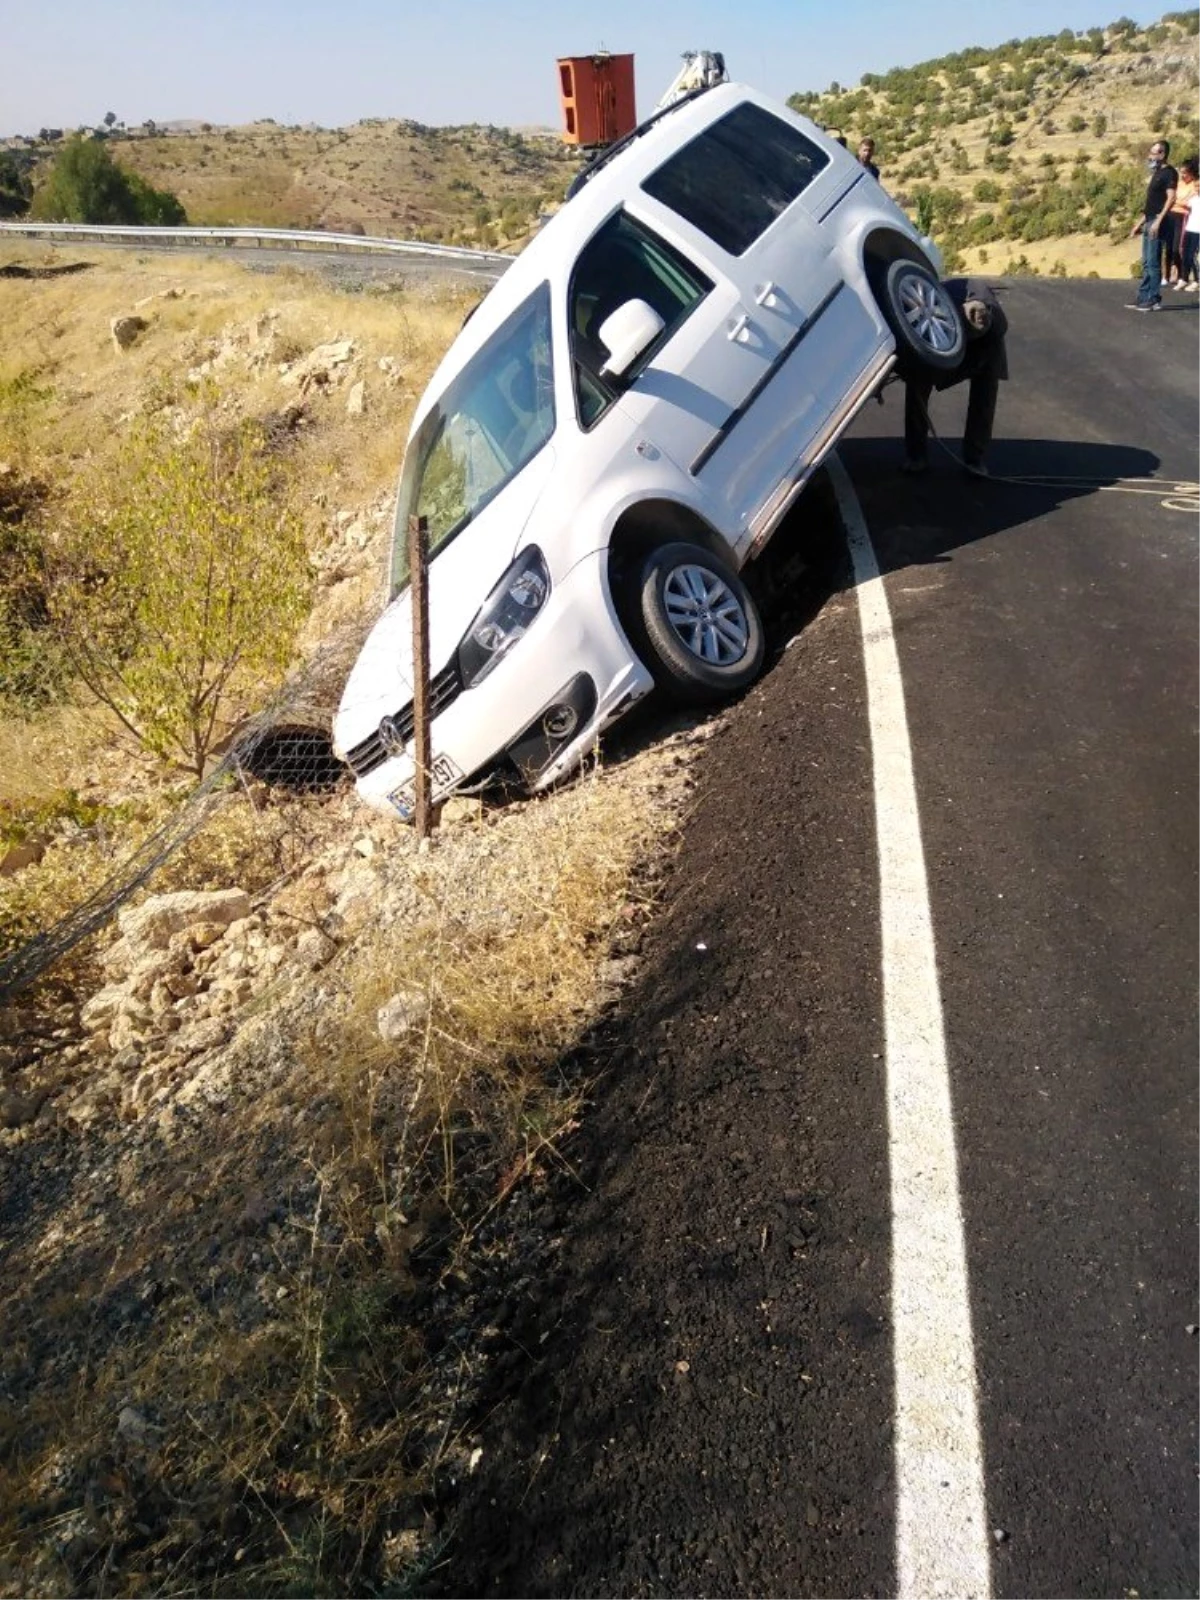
[390,283,555,597]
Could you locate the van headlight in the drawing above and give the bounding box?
[457,546,550,689]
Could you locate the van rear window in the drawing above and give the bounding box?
[642,103,830,256]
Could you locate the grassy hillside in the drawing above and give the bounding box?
[0,245,698,1596]
[789,10,1200,277]
[15,119,578,250]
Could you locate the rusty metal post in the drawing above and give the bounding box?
[407,513,435,839]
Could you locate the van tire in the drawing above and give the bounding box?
[876,258,965,377]
[637,542,764,702]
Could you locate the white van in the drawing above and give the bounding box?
[334,83,963,816]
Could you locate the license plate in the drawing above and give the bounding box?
[388,753,463,819]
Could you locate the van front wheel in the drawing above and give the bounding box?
[637,542,764,703]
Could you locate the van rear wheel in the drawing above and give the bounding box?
[637,541,764,703]
[876,258,965,378]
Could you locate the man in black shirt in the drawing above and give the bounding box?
[901,278,1008,478]
[857,137,881,180]
[1127,139,1178,311]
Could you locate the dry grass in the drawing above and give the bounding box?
[0,243,474,499]
[0,760,689,1598]
[0,247,705,1595]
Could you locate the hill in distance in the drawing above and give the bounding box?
[8,117,578,251]
[789,9,1199,276]
[6,10,1198,270]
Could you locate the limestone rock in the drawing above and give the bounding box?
[281,338,356,393]
[346,380,366,418]
[111,315,149,351]
[118,889,251,952]
[377,990,426,1041]
[80,985,129,1031]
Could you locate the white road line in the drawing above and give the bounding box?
[827,453,992,1600]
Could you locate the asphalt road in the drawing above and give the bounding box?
[440,279,1198,1598]
[5,236,508,291]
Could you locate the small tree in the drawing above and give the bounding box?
[103,110,117,130]
[0,153,32,217]
[29,134,186,224]
[51,407,311,775]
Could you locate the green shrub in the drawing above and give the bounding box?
[0,153,32,218]
[49,403,311,775]
[29,135,186,225]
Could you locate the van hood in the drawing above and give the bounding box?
[334,448,555,747]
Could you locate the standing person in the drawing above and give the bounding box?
[1167,157,1198,287]
[1126,139,1178,311]
[857,137,880,179]
[1181,159,1200,290]
[901,278,1008,479]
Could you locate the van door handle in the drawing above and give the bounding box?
[727,313,751,343]
[754,281,779,307]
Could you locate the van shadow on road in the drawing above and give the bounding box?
[602,435,1165,783]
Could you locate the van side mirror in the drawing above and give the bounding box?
[597,299,666,379]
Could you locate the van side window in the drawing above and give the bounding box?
[569,210,712,427]
[642,103,830,257]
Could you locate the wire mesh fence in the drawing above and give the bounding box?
[0,617,372,1005]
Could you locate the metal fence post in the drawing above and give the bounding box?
[408,513,435,839]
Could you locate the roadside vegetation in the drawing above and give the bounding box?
[28,136,186,226]
[789,11,1200,277]
[0,243,696,1597]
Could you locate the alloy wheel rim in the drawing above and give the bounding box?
[898,275,961,353]
[663,564,749,664]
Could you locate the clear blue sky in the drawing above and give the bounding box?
[4,0,1174,137]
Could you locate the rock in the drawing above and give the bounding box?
[0,1089,46,1130]
[109,1012,149,1054]
[281,338,356,392]
[0,840,45,876]
[377,990,426,1041]
[111,315,149,351]
[294,929,331,970]
[116,1406,153,1446]
[439,796,481,826]
[0,1008,38,1044]
[66,1074,120,1128]
[118,889,251,952]
[993,1528,1009,1544]
[346,380,366,418]
[168,1017,231,1061]
[81,985,129,1031]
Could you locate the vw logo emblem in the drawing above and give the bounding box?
[378,715,407,757]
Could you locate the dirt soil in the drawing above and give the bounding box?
[435,500,896,1598]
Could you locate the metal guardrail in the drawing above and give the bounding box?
[0,220,514,274]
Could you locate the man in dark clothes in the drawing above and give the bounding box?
[902,277,1008,478]
[857,137,880,180]
[1126,139,1178,311]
